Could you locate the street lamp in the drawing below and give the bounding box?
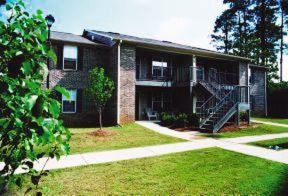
[45,14,55,89]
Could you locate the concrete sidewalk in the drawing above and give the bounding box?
[4,121,288,174]
[222,133,288,143]
[252,120,288,128]
[215,140,288,164]
[12,139,215,174]
[136,121,201,141]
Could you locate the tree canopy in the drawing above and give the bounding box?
[85,67,115,130]
[0,0,70,193]
[212,0,288,82]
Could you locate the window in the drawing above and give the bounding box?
[63,45,78,70]
[62,90,77,113]
[152,92,172,111]
[249,68,255,84]
[152,60,168,78]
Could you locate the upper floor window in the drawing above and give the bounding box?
[152,60,168,78]
[249,68,255,84]
[63,45,78,70]
[62,89,77,113]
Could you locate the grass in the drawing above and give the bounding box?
[67,123,184,154]
[8,148,288,195]
[250,137,288,150]
[252,117,288,125]
[203,124,288,138]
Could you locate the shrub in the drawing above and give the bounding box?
[175,113,189,127]
[160,112,176,126]
[188,113,199,127]
[0,1,70,193]
[240,111,249,121]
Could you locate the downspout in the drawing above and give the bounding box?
[117,40,122,125]
[264,71,267,116]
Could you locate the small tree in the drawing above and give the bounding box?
[0,0,70,193]
[86,67,115,130]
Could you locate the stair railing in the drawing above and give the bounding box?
[197,85,238,128]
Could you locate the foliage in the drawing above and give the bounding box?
[268,81,288,91]
[160,112,198,127]
[212,0,288,82]
[0,0,70,193]
[175,113,189,127]
[85,67,115,130]
[240,111,249,121]
[160,112,176,126]
[188,113,199,127]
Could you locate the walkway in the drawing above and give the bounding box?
[10,139,215,174]
[136,121,201,141]
[252,119,288,128]
[3,120,288,174]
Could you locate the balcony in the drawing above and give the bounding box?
[136,66,172,87]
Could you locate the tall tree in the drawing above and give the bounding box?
[224,0,253,57]
[278,0,288,82]
[211,9,236,54]
[252,0,281,80]
[212,0,283,82]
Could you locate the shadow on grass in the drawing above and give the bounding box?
[277,170,288,195]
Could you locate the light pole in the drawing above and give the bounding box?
[45,14,55,89]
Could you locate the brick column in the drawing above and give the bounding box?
[119,45,136,123]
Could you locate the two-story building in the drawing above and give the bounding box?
[49,30,267,132]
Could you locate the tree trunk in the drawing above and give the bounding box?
[280,3,284,82]
[99,107,102,130]
[260,0,266,67]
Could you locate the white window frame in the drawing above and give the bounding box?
[63,45,78,71]
[152,60,168,77]
[62,89,77,113]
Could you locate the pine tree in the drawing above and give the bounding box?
[278,0,288,82]
[212,0,283,82]
[211,9,236,54]
[252,0,281,80]
[224,0,253,57]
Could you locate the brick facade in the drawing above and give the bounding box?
[49,33,267,127]
[49,42,117,127]
[119,44,136,123]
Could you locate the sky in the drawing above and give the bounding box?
[6,0,288,80]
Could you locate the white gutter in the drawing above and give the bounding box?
[117,40,122,124]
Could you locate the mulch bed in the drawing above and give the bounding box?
[160,122,258,133]
[87,129,118,137]
[219,122,258,133]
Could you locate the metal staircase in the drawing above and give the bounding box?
[197,86,239,132]
[196,69,247,133]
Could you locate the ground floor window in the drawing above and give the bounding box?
[152,92,172,111]
[62,89,77,113]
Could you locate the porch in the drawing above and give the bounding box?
[135,86,191,120]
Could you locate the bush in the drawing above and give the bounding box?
[240,111,249,121]
[175,113,189,127]
[188,113,199,127]
[160,112,176,126]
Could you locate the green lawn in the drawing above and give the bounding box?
[203,124,288,138]
[67,123,184,154]
[8,148,288,195]
[250,137,288,150]
[253,117,288,125]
